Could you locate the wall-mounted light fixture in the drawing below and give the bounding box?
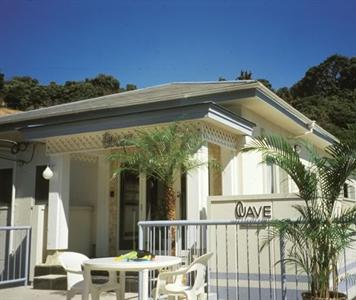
[42,165,54,180]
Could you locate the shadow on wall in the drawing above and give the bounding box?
[200,208,207,220]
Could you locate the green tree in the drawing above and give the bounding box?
[86,74,120,95]
[290,55,350,98]
[236,70,252,80]
[276,87,293,103]
[277,55,356,141]
[1,73,131,110]
[257,78,274,91]
[3,76,44,109]
[125,83,137,91]
[109,123,209,221]
[0,72,4,92]
[0,72,4,105]
[243,135,356,299]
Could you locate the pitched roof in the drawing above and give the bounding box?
[0,81,255,125]
[0,81,337,144]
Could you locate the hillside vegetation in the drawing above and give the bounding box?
[0,73,136,111]
[1,55,355,141]
[276,55,356,141]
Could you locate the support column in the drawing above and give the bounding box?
[173,171,182,219]
[239,136,264,194]
[187,144,209,219]
[221,148,239,195]
[96,155,110,257]
[47,154,70,251]
[139,173,147,221]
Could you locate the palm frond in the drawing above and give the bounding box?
[244,133,356,297]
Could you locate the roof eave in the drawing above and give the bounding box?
[19,102,254,141]
[255,83,337,145]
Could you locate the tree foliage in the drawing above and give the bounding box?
[236,70,252,80]
[220,55,355,141]
[0,72,4,92]
[276,55,356,141]
[1,73,136,110]
[243,135,356,298]
[108,123,209,221]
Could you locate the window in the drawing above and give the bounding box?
[265,163,277,194]
[0,169,13,206]
[208,143,222,196]
[35,166,49,204]
[343,183,355,200]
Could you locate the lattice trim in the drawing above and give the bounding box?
[200,123,240,149]
[45,121,240,154]
[46,129,132,154]
[70,153,98,164]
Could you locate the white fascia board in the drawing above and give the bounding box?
[255,83,337,144]
[206,107,254,136]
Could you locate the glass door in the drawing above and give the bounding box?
[119,171,139,250]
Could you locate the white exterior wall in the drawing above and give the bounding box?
[187,144,209,219]
[0,144,49,278]
[68,158,97,257]
[238,136,265,194]
[47,154,70,250]
[95,155,110,257]
[237,106,307,195]
[12,144,48,227]
[69,159,97,207]
[221,147,239,195]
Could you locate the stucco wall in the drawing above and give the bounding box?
[69,158,97,207]
[13,144,48,226]
[68,158,98,257]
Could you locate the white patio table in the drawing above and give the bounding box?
[82,255,182,300]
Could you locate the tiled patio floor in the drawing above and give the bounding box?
[0,286,138,300]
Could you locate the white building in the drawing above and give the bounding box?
[0,81,355,288]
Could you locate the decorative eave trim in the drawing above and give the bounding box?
[45,121,243,154]
[20,102,254,141]
[206,106,254,136]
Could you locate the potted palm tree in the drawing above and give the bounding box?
[243,135,356,300]
[108,123,209,221]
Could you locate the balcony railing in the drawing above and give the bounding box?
[0,226,31,287]
[138,219,355,300]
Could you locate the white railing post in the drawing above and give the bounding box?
[138,223,144,298]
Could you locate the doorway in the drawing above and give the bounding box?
[0,168,13,226]
[119,172,186,250]
[119,171,139,250]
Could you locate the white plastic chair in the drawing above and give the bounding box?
[59,252,122,300]
[154,252,213,300]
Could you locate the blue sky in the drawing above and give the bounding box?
[1,0,355,89]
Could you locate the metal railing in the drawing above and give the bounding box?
[138,220,355,300]
[0,226,31,287]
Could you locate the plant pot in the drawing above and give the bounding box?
[302,291,347,300]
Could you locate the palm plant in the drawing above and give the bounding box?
[108,123,208,221]
[243,135,356,299]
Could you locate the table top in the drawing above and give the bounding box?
[83,255,182,271]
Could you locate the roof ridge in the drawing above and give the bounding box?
[170,80,257,85]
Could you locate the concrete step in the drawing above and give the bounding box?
[34,264,66,277]
[33,274,67,290]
